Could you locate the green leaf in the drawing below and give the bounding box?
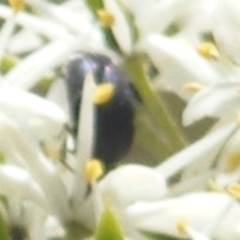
[95,204,124,240]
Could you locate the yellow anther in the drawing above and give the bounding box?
[176,219,188,236]
[84,159,104,182]
[93,83,115,105]
[227,183,240,200]
[225,152,240,173]
[196,42,219,60]
[97,9,115,27]
[8,0,25,13]
[183,82,203,92]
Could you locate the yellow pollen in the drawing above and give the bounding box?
[176,219,188,236]
[227,183,240,200]
[183,82,203,92]
[97,9,115,27]
[225,152,240,173]
[84,159,104,182]
[8,0,25,13]
[196,42,219,60]
[92,83,115,105]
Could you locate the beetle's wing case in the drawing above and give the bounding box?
[66,52,135,168]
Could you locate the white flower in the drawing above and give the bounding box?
[179,0,240,128]
[99,164,167,208]
[121,0,215,40]
[0,87,67,142]
[0,164,47,210]
[127,192,240,240]
[183,82,240,126]
[92,120,240,240]
[0,1,106,238]
[0,1,106,89]
[212,0,240,65]
[138,34,220,100]
[103,0,134,54]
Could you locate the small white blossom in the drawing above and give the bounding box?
[183,82,240,126]
[138,34,220,99]
[103,0,134,54]
[127,192,240,240]
[212,0,240,65]
[99,164,167,207]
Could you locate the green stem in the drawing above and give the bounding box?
[123,54,187,154]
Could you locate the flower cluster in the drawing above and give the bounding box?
[0,0,240,240]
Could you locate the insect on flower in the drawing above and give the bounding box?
[65,52,135,169]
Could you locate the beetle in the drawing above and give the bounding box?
[65,52,135,169]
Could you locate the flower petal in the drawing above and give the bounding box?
[156,123,238,178]
[0,112,70,220]
[99,164,167,207]
[0,87,67,142]
[8,29,43,54]
[103,0,133,54]
[128,192,240,240]
[0,165,49,212]
[2,40,76,89]
[139,34,219,99]
[213,0,240,65]
[183,82,240,126]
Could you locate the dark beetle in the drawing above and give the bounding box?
[66,52,135,168]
